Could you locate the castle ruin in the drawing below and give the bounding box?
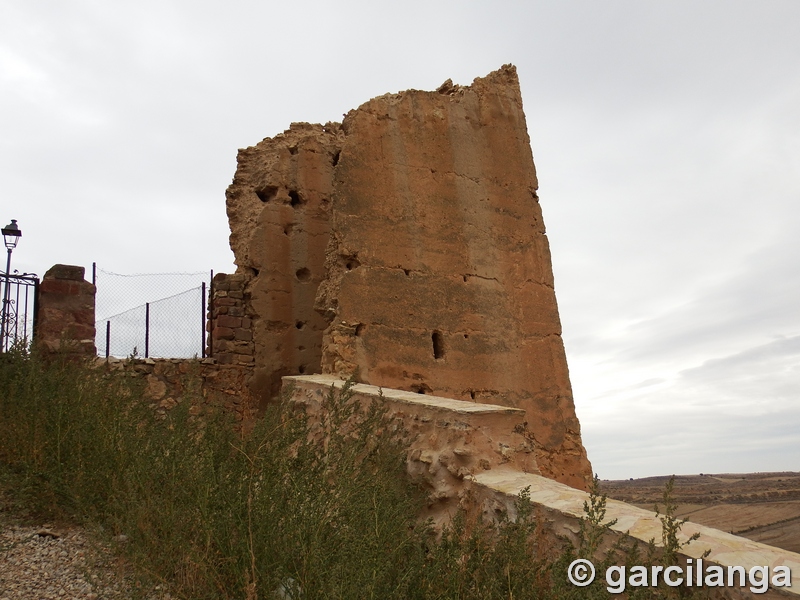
[223,65,592,490]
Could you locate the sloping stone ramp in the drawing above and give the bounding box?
[285,375,799,599]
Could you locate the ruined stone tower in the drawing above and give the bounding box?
[225,65,592,490]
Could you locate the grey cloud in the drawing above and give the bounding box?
[679,336,800,385]
[3,0,800,478]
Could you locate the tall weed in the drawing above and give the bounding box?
[0,350,710,599]
[0,352,431,598]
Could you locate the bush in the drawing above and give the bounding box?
[0,352,433,598]
[0,350,709,599]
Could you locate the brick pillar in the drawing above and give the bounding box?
[209,273,254,365]
[35,264,96,355]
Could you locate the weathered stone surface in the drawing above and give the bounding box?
[225,122,343,403]
[43,264,85,281]
[471,471,800,598]
[286,375,540,524]
[285,375,800,598]
[315,65,591,490]
[224,66,592,490]
[35,264,96,355]
[102,357,258,426]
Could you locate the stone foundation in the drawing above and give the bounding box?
[103,357,258,425]
[472,471,799,599]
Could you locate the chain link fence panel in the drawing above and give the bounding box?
[94,267,210,359]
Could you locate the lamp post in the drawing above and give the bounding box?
[1,219,22,351]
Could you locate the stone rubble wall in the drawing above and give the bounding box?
[103,356,258,425]
[33,264,260,423]
[35,264,96,356]
[208,272,255,366]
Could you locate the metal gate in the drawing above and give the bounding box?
[0,271,39,352]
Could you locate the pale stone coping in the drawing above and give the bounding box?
[472,469,800,594]
[284,375,526,415]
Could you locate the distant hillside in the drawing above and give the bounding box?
[601,472,800,553]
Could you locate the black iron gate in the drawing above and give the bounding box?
[0,271,39,352]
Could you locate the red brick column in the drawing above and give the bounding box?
[35,264,96,355]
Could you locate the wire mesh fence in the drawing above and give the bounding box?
[94,266,211,359]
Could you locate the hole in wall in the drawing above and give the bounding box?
[469,391,476,400]
[432,331,444,360]
[463,333,469,339]
[411,383,432,395]
[346,257,361,271]
[289,145,298,155]
[289,190,304,207]
[295,268,311,283]
[256,186,278,203]
[295,321,305,330]
[355,324,365,337]
[283,224,293,236]
[298,365,306,374]
[403,269,410,276]
[332,151,341,166]
[462,275,468,282]
[298,345,305,351]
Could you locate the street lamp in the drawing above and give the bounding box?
[1,219,22,351]
[3,220,22,249]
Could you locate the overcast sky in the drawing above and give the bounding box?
[2,0,798,479]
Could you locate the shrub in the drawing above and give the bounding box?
[0,352,431,598]
[0,350,710,599]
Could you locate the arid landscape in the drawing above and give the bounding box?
[601,472,800,553]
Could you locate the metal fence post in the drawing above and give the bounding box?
[145,302,150,358]
[201,281,206,358]
[209,269,214,359]
[105,320,110,358]
[32,277,39,343]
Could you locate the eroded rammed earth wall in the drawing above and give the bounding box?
[225,65,592,490]
[225,123,343,402]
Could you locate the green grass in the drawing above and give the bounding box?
[0,349,709,599]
